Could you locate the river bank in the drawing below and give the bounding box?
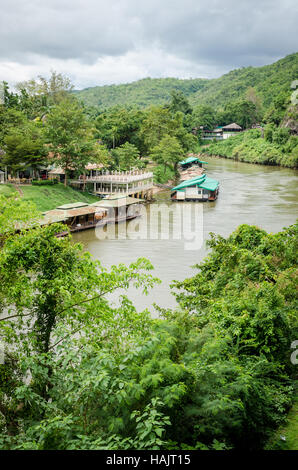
[200,128,298,169]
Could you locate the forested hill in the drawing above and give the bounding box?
[74,52,298,110]
[74,77,208,109]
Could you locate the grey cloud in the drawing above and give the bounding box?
[0,0,297,84]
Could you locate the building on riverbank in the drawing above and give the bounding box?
[42,196,144,234]
[221,123,243,138]
[70,170,154,200]
[171,174,219,202]
[199,123,243,141]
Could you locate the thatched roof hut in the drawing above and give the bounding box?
[222,123,242,131]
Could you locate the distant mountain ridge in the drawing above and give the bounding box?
[74,52,298,110]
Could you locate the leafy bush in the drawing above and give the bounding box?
[153,165,176,184]
[31,178,59,186]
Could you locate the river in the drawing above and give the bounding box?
[72,156,298,313]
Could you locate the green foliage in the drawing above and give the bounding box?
[166,90,192,115]
[17,182,98,212]
[112,142,143,171]
[74,77,208,109]
[1,120,47,175]
[205,128,298,168]
[95,106,145,151]
[150,135,184,177]
[153,165,176,184]
[31,178,59,186]
[140,107,196,155]
[0,194,39,245]
[216,99,260,128]
[265,394,298,450]
[168,223,298,449]
[191,105,217,130]
[44,97,105,185]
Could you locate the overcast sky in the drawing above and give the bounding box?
[0,0,297,89]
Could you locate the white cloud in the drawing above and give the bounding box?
[0,48,232,90]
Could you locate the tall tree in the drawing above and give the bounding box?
[16,71,73,106]
[2,121,47,177]
[150,135,184,175]
[167,90,192,115]
[112,142,142,170]
[44,98,103,186]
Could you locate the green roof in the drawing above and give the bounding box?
[172,175,206,191]
[179,156,208,165]
[171,174,219,192]
[199,176,219,192]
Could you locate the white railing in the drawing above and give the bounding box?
[71,171,153,184]
[95,183,153,194]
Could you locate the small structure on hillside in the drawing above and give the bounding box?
[221,123,242,139]
[171,174,219,202]
[200,123,242,141]
[200,127,223,141]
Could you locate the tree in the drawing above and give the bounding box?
[166,90,192,115]
[16,71,73,106]
[112,142,142,170]
[150,135,184,175]
[95,107,145,151]
[0,107,27,147]
[0,194,39,247]
[44,98,103,186]
[1,217,296,450]
[192,105,217,130]
[218,99,259,128]
[140,107,196,154]
[2,121,47,177]
[139,106,178,152]
[0,197,160,442]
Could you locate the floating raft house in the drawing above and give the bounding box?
[171,174,219,201]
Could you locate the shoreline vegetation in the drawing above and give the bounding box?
[200,129,298,170]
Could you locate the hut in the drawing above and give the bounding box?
[222,123,242,139]
[171,174,219,202]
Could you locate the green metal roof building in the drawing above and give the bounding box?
[179,156,208,168]
[171,174,219,202]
